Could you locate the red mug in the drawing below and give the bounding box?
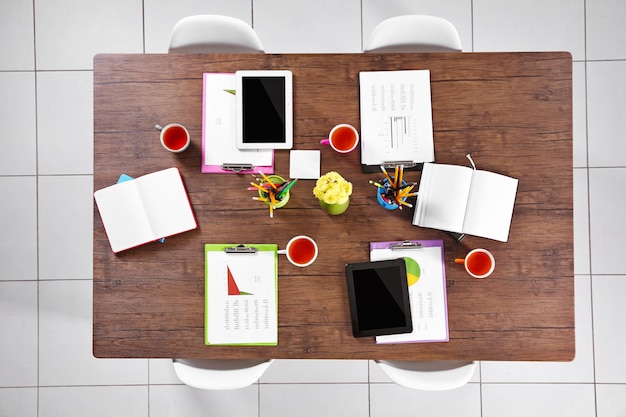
[455,249,495,279]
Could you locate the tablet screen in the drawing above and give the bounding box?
[345,260,413,337]
[242,76,286,144]
[235,70,293,149]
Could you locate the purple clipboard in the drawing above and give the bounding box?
[370,239,449,344]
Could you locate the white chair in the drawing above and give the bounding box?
[364,15,462,53]
[168,15,264,54]
[172,358,273,390]
[375,360,476,391]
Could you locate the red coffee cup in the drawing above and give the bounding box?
[155,123,190,153]
[320,124,359,153]
[278,235,318,267]
[455,249,495,279]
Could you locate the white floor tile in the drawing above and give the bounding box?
[574,169,590,275]
[593,275,626,383]
[39,386,148,417]
[143,1,253,53]
[587,61,626,167]
[34,0,143,70]
[589,168,626,275]
[361,0,473,52]
[482,384,596,417]
[254,0,361,53]
[149,359,182,385]
[481,275,594,383]
[573,62,588,168]
[586,0,626,61]
[259,359,368,383]
[0,388,37,417]
[0,282,38,387]
[596,384,626,417]
[36,71,93,176]
[38,175,93,280]
[473,0,585,60]
[0,72,37,175]
[0,177,38,280]
[370,383,481,417]
[260,384,369,417]
[38,280,148,386]
[0,0,34,70]
[150,385,259,417]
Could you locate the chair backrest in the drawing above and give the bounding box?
[364,15,462,53]
[168,15,264,54]
[375,360,476,391]
[172,358,273,390]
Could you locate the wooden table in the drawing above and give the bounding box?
[93,52,574,361]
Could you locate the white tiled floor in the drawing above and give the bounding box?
[2,0,626,415]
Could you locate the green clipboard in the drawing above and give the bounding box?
[204,243,278,346]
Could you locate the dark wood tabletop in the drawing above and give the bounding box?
[93,52,574,361]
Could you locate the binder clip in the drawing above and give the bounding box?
[224,244,258,254]
[389,241,423,250]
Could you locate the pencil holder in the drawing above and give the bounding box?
[376,178,407,210]
[258,175,290,208]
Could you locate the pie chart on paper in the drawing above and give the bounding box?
[403,257,420,286]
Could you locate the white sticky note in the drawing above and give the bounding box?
[289,150,321,179]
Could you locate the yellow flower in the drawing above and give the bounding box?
[313,171,353,204]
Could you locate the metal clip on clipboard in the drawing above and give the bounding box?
[361,161,421,173]
[381,161,418,170]
[224,244,258,254]
[221,163,254,173]
[389,240,423,250]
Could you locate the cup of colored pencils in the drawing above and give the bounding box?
[248,173,297,218]
[370,165,417,210]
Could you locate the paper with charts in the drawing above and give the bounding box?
[359,70,434,167]
[204,244,278,345]
[370,240,449,344]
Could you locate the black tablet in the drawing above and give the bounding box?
[345,259,413,338]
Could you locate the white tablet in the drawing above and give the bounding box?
[235,70,293,149]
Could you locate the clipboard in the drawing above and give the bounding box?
[201,73,274,174]
[370,240,449,344]
[204,243,278,346]
[359,70,434,173]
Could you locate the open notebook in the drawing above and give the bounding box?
[413,161,518,242]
